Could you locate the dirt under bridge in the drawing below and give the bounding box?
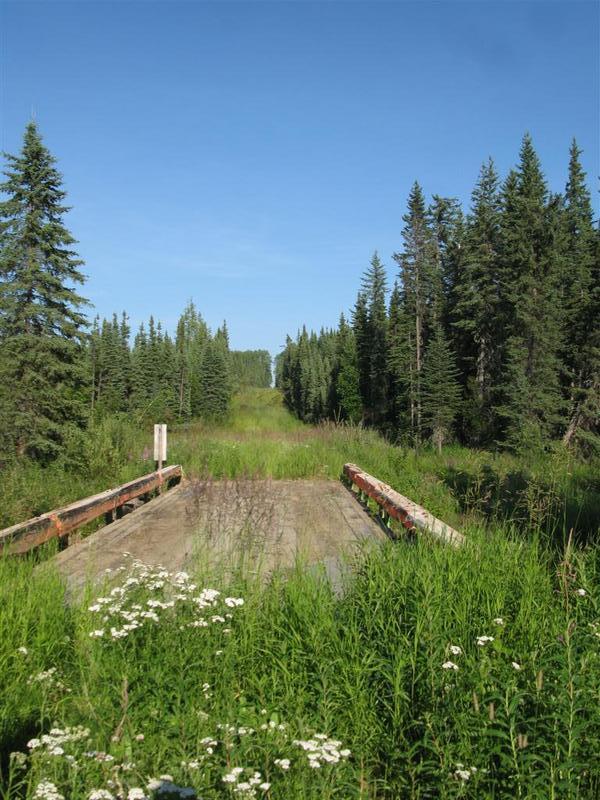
[50,478,387,596]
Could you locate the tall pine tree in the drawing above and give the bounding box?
[0,122,88,460]
[496,135,564,451]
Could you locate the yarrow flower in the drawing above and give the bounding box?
[274,758,291,770]
[512,662,521,671]
[33,782,64,800]
[89,791,115,800]
[442,661,459,671]
[452,764,478,782]
[293,735,350,768]
[449,645,462,656]
[576,588,586,597]
[476,635,494,647]
[127,790,148,800]
[492,618,504,626]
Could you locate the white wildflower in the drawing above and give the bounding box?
[127,790,148,800]
[33,782,64,800]
[512,662,521,671]
[453,768,471,782]
[17,646,28,656]
[449,645,462,655]
[89,630,105,638]
[576,588,586,596]
[442,661,459,671]
[476,635,494,646]
[224,597,244,607]
[89,791,115,800]
[274,758,290,770]
[493,617,504,626]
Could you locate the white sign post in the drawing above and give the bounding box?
[153,424,167,471]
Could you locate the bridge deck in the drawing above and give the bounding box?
[51,478,386,595]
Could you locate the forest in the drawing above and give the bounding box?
[0,122,270,468]
[276,135,599,457]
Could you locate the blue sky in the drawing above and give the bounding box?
[1,1,598,357]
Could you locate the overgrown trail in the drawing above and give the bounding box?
[50,391,385,595]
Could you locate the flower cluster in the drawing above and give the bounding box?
[33,781,64,800]
[222,768,270,798]
[85,559,245,642]
[28,726,90,757]
[452,764,479,782]
[27,668,68,691]
[292,735,351,768]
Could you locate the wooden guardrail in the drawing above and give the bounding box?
[0,465,183,555]
[343,463,464,547]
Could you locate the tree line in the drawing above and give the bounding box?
[277,134,599,455]
[0,122,271,463]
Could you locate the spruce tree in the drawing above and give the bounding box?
[453,159,502,445]
[198,337,231,420]
[421,323,461,453]
[0,121,88,460]
[496,135,564,451]
[359,251,388,426]
[393,182,439,443]
[561,141,598,449]
[352,291,370,421]
[332,314,362,423]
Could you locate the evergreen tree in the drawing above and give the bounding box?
[332,314,362,423]
[561,141,599,449]
[428,194,463,327]
[359,251,388,426]
[452,159,502,445]
[352,291,370,422]
[421,323,461,453]
[393,182,439,443]
[198,337,231,420]
[496,135,564,451]
[0,121,88,460]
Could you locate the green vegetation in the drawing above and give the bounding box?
[0,122,88,462]
[277,134,599,457]
[0,389,599,798]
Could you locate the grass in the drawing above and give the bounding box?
[1,532,599,798]
[1,389,599,797]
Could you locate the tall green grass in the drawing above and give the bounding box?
[2,531,599,798]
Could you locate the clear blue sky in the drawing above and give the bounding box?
[1,1,598,358]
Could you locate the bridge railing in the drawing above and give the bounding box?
[0,465,183,555]
[342,463,464,547]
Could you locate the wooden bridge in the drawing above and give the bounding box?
[0,464,463,595]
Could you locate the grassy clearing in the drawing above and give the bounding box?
[1,388,599,797]
[1,389,598,545]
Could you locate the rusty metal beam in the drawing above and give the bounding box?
[0,465,183,555]
[343,463,464,547]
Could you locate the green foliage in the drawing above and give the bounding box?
[230,350,272,389]
[280,133,597,458]
[421,324,461,452]
[197,338,232,420]
[0,121,88,461]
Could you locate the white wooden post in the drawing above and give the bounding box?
[154,424,167,471]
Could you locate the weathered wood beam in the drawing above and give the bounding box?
[343,463,464,547]
[0,465,183,555]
